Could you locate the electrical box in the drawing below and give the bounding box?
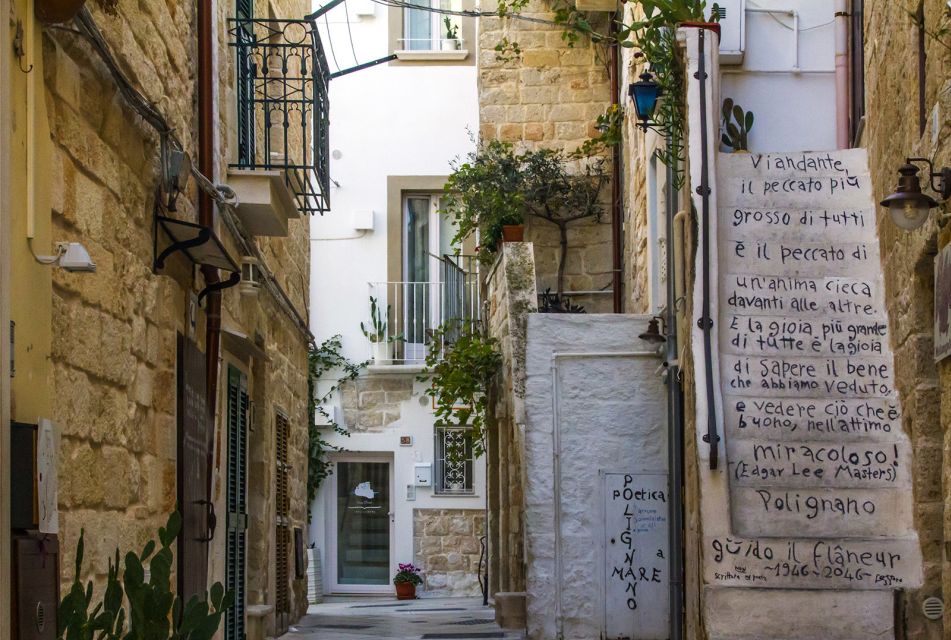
[414,463,432,487]
[711,0,745,65]
[351,209,375,231]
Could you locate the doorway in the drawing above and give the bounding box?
[329,457,393,593]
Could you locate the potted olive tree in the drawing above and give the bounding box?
[442,140,607,303]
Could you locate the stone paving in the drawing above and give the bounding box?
[284,597,525,640]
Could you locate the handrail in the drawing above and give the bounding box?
[696,28,720,470]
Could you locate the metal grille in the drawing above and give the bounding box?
[225,367,249,640]
[229,16,331,214]
[434,427,474,495]
[275,411,291,628]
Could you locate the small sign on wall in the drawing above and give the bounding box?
[936,243,951,362]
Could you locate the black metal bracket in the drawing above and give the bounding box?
[330,54,398,79]
[198,271,241,305]
[154,227,211,271]
[906,157,951,200]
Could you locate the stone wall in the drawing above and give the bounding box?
[861,3,951,638]
[32,0,312,630]
[413,508,486,597]
[340,374,415,432]
[485,243,538,597]
[478,3,614,312]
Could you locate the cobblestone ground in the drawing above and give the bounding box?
[285,597,525,640]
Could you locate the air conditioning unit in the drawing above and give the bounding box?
[710,0,746,65]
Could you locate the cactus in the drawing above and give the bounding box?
[721,98,754,151]
[58,511,233,640]
[360,296,402,344]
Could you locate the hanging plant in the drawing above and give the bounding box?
[307,335,368,511]
[420,321,502,458]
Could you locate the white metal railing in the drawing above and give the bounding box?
[365,260,479,365]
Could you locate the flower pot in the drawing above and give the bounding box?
[441,39,460,51]
[395,582,417,600]
[501,225,524,243]
[679,21,721,40]
[371,341,393,365]
[35,0,86,23]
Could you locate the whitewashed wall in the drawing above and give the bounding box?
[522,315,668,640]
[719,0,837,153]
[307,0,481,591]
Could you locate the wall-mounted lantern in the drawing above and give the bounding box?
[638,316,666,344]
[240,257,262,297]
[880,158,951,230]
[628,72,662,131]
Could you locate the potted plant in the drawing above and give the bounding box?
[442,17,460,50]
[721,98,754,152]
[393,562,422,599]
[361,296,402,364]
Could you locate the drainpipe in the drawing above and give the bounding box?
[665,140,685,640]
[198,2,222,428]
[834,0,849,148]
[610,15,623,313]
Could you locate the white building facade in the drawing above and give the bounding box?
[307,0,484,597]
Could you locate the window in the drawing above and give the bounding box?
[402,0,462,51]
[435,427,475,495]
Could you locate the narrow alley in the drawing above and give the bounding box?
[287,598,524,640]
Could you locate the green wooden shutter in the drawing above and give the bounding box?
[236,0,255,167]
[225,366,249,640]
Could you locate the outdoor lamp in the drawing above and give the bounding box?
[880,158,951,231]
[639,316,666,344]
[628,72,662,131]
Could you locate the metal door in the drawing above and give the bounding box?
[177,334,212,603]
[225,366,249,640]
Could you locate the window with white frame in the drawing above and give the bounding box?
[402,0,463,51]
[434,426,474,494]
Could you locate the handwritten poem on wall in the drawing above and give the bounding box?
[708,150,922,590]
[604,473,668,639]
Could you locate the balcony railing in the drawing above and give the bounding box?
[366,255,480,364]
[229,17,331,214]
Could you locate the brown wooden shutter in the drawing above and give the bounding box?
[275,411,291,629]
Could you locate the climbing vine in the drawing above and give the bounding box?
[307,335,368,509]
[420,321,502,459]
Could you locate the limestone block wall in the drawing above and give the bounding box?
[413,508,486,596]
[478,4,614,312]
[861,3,951,638]
[34,0,312,628]
[340,375,415,431]
[485,243,538,596]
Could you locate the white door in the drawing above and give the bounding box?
[328,456,394,593]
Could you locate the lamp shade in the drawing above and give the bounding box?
[628,72,661,127]
[880,163,938,231]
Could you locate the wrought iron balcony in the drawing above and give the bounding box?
[228,17,330,215]
[365,255,480,365]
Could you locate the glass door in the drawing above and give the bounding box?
[334,461,391,589]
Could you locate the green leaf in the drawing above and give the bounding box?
[210,582,224,611]
[744,110,754,131]
[731,103,743,124]
[721,98,734,120]
[141,539,156,561]
[721,133,732,147]
[160,511,182,547]
[620,40,636,47]
[727,122,740,139]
